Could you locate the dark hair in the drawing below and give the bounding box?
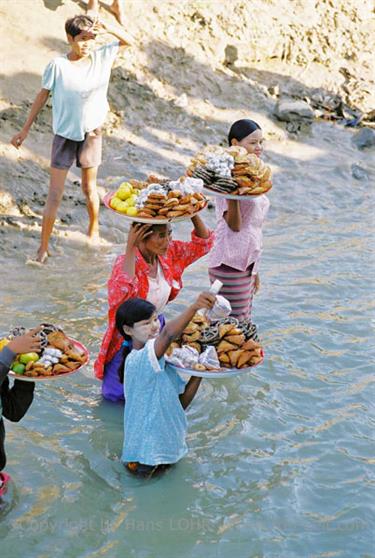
[65,15,94,38]
[115,298,156,383]
[228,119,261,146]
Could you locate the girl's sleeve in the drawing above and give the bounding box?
[41,60,56,91]
[1,378,35,422]
[169,229,214,271]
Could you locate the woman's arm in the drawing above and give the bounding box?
[10,89,50,148]
[223,200,242,232]
[179,377,202,409]
[154,292,215,359]
[122,223,152,277]
[190,214,209,239]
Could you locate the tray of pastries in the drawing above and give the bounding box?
[1,324,89,381]
[166,314,264,378]
[187,145,272,197]
[103,175,207,223]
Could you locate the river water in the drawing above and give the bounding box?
[0,122,374,557]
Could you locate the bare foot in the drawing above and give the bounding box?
[35,249,49,264]
[87,230,100,245]
[109,1,125,26]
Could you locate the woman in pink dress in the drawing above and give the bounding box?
[208,119,270,321]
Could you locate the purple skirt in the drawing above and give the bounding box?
[102,314,166,402]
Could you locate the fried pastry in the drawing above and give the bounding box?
[218,324,236,338]
[216,340,237,353]
[47,331,74,353]
[228,349,243,367]
[225,334,245,346]
[237,351,253,368]
[242,339,259,351]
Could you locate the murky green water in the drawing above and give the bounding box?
[0,123,374,557]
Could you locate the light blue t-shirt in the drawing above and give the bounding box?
[42,41,119,141]
[122,339,188,466]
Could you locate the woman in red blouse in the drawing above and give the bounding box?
[94,215,214,401]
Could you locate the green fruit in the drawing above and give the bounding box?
[19,352,40,364]
[12,363,26,375]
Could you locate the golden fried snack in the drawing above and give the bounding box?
[225,334,245,346]
[194,363,206,371]
[183,323,200,334]
[52,364,72,374]
[218,353,230,365]
[237,351,253,368]
[144,203,164,210]
[242,339,259,351]
[47,332,75,353]
[182,331,201,343]
[168,190,181,199]
[64,361,81,371]
[219,324,236,338]
[167,210,187,218]
[65,349,86,363]
[217,340,237,353]
[228,349,243,367]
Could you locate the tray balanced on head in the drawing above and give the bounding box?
[103,176,208,224]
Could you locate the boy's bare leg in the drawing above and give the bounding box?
[81,166,100,241]
[36,167,68,263]
[109,1,125,26]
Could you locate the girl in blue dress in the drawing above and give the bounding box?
[116,292,215,478]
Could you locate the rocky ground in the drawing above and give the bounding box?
[0,0,374,260]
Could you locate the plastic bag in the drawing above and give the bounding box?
[166,345,200,368]
[198,346,220,370]
[206,295,232,321]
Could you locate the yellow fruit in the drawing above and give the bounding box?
[0,338,10,351]
[110,197,122,210]
[116,182,133,200]
[125,194,138,207]
[116,201,130,213]
[125,207,138,217]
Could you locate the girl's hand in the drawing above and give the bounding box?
[126,223,152,251]
[192,292,216,312]
[11,130,28,149]
[254,273,260,294]
[7,327,42,354]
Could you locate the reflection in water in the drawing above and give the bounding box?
[0,122,374,556]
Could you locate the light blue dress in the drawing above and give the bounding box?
[121,340,187,466]
[42,41,119,141]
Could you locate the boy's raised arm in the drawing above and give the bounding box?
[93,18,133,47]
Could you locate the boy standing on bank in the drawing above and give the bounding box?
[11,15,132,263]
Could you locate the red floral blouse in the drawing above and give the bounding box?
[94,229,214,379]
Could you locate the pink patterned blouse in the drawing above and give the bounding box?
[208,195,270,274]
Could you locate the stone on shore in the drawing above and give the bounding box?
[274,99,315,122]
